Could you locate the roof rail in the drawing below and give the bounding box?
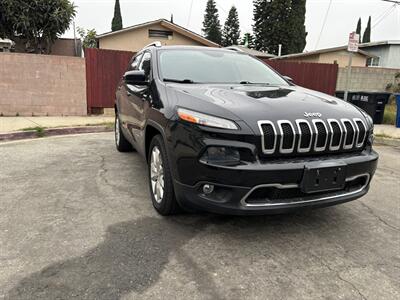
[225,46,244,52]
[144,41,162,49]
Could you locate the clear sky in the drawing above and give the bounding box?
[64,0,400,52]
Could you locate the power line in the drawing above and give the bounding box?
[314,0,333,50]
[372,4,397,28]
[186,0,194,27]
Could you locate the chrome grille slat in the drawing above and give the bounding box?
[258,118,363,155]
[258,120,277,154]
[341,118,356,149]
[277,120,296,154]
[327,119,342,151]
[353,118,366,148]
[295,119,312,153]
[312,119,328,152]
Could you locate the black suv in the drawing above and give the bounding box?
[114,43,378,215]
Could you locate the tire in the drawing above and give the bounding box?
[148,134,180,215]
[115,113,133,152]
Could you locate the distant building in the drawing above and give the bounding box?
[271,45,377,67]
[96,19,220,52]
[359,40,400,68]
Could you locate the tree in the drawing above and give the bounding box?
[77,27,97,49]
[0,0,76,54]
[253,0,307,55]
[111,0,123,31]
[356,18,362,43]
[222,6,240,47]
[362,16,371,43]
[202,0,222,45]
[289,0,307,54]
[241,33,255,48]
[253,0,290,54]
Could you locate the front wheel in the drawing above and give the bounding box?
[148,135,180,215]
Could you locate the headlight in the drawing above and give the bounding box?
[177,108,239,130]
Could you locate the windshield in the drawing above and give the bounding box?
[158,49,289,85]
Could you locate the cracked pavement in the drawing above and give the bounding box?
[0,133,399,299]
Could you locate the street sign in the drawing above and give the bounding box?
[348,32,359,52]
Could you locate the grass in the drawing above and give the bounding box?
[383,96,397,125]
[21,126,46,137]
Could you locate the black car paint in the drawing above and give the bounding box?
[116,46,378,215]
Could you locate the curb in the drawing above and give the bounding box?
[0,126,113,142]
[375,136,400,147]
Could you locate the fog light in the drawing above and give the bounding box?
[203,184,214,194]
[200,146,240,166]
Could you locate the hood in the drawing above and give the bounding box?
[169,83,366,132]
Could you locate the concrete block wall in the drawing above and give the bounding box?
[337,66,400,92]
[0,53,87,116]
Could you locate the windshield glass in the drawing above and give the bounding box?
[159,49,289,85]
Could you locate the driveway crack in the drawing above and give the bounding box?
[311,254,367,300]
[359,201,399,231]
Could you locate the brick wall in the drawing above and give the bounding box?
[0,53,87,116]
[336,66,400,92]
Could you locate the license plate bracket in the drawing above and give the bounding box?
[301,162,347,194]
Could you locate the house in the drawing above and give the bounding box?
[271,45,377,67]
[359,40,400,68]
[96,19,220,52]
[227,45,275,59]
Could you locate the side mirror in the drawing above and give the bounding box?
[123,70,148,85]
[283,75,294,84]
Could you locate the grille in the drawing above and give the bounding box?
[343,120,355,149]
[355,119,366,147]
[258,118,366,155]
[279,122,295,152]
[314,121,328,150]
[260,122,276,154]
[329,120,342,149]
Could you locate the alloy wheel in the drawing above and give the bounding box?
[150,146,164,203]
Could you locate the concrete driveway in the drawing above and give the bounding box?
[0,133,399,300]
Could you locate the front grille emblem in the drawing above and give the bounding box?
[304,112,322,118]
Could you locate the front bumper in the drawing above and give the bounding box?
[166,122,378,215]
[173,151,377,215]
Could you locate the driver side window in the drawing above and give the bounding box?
[139,52,151,80]
[129,53,143,71]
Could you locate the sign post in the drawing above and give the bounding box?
[344,32,359,101]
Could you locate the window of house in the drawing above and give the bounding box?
[148,29,173,39]
[367,57,380,67]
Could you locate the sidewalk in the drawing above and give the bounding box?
[374,124,400,139]
[0,116,115,133]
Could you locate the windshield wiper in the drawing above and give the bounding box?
[163,78,196,84]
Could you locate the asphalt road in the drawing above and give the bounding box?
[0,133,399,300]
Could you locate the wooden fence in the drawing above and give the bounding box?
[85,49,338,112]
[85,48,134,113]
[264,60,338,95]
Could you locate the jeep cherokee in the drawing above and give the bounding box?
[114,43,378,215]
